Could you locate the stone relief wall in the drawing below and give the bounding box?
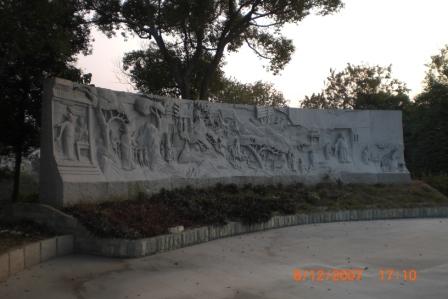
[40,78,410,207]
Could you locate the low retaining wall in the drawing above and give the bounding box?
[2,203,448,258]
[0,203,90,236]
[76,207,448,258]
[0,235,74,282]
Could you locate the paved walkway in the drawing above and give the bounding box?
[1,218,448,299]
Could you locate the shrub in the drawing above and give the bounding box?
[422,175,448,196]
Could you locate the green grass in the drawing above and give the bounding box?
[65,181,448,239]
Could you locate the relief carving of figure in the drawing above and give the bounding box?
[161,131,175,163]
[287,151,297,172]
[228,137,243,168]
[323,142,332,160]
[96,101,112,154]
[55,106,77,160]
[308,150,315,169]
[381,148,399,172]
[190,106,209,151]
[334,134,350,163]
[120,124,135,170]
[76,116,89,143]
[134,97,165,118]
[361,146,371,165]
[297,157,303,173]
[136,122,162,169]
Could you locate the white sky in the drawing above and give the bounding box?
[77,0,448,107]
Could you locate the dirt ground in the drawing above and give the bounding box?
[0,221,54,253]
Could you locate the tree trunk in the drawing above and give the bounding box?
[199,39,228,100]
[199,72,210,100]
[11,141,23,202]
[199,57,221,100]
[11,97,25,202]
[180,79,192,99]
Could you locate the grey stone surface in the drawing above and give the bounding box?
[24,242,40,268]
[168,225,184,234]
[8,248,24,275]
[41,78,410,207]
[56,235,74,256]
[0,254,8,282]
[1,219,448,299]
[40,238,57,262]
[0,235,75,282]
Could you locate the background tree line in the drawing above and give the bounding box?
[1,0,446,201]
[299,48,448,178]
[1,0,344,201]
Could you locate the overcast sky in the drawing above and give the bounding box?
[77,0,448,107]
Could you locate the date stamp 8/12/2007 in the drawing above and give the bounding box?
[292,268,418,282]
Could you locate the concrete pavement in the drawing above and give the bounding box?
[1,218,447,299]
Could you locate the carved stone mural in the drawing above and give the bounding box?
[40,78,411,207]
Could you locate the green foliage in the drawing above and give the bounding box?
[123,47,229,99]
[425,45,448,87]
[66,181,448,239]
[122,44,288,106]
[404,82,448,176]
[422,176,448,197]
[0,0,92,200]
[93,0,343,99]
[0,167,13,180]
[212,78,288,107]
[301,64,410,109]
[0,0,92,152]
[402,45,448,176]
[155,186,226,225]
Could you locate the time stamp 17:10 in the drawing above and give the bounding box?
[293,268,418,282]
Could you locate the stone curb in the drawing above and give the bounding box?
[0,235,74,283]
[75,207,448,258]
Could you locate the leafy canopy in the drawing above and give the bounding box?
[90,0,344,99]
[404,46,448,176]
[301,64,410,109]
[212,78,288,107]
[122,46,287,106]
[0,0,92,155]
[424,44,448,88]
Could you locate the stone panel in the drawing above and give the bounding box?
[56,235,74,256]
[41,78,411,207]
[0,254,9,282]
[9,249,24,275]
[24,242,41,268]
[40,238,57,262]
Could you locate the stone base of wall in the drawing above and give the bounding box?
[2,203,445,259]
[59,173,411,207]
[76,207,447,258]
[0,235,74,282]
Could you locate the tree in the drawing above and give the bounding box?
[0,0,92,201]
[301,64,410,109]
[122,45,228,98]
[404,45,448,176]
[404,83,448,175]
[122,47,287,106]
[425,44,448,87]
[91,0,343,100]
[212,78,287,107]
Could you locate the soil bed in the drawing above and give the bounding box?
[0,221,55,253]
[65,181,448,239]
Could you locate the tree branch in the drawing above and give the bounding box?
[245,38,271,60]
